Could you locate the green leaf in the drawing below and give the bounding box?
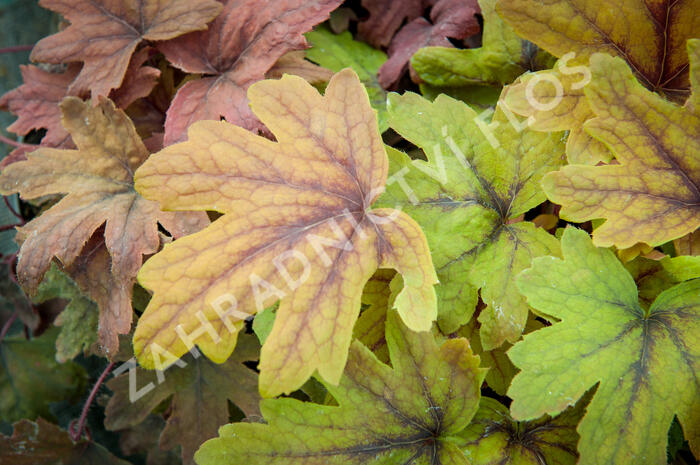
[104,333,261,465]
[455,395,588,465]
[0,327,86,423]
[0,418,130,465]
[510,227,700,465]
[352,269,397,364]
[625,255,700,309]
[195,310,486,464]
[412,0,554,90]
[377,91,564,348]
[305,25,388,132]
[33,263,98,362]
[456,315,544,396]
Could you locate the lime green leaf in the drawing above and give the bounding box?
[510,227,700,465]
[457,315,543,396]
[352,269,397,364]
[33,263,98,362]
[626,255,700,309]
[0,327,86,423]
[0,418,131,465]
[455,395,588,465]
[412,0,554,91]
[378,91,564,348]
[195,310,486,464]
[105,334,261,465]
[305,25,388,131]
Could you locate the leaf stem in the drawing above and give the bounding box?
[0,45,34,54]
[0,311,18,343]
[0,223,22,232]
[70,361,115,442]
[3,196,24,223]
[0,134,36,149]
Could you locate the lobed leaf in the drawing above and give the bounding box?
[0,97,208,354]
[133,69,438,396]
[377,91,564,348]
[497,0,700,162]
[305,25,389,132]
[543,52,700,248]
[510,227,700,464]
[105,334,261,465]
[160,0,342,145]
[195,310,486,465]
[30,0,222,98]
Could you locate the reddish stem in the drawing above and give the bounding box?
[0,45,34,54]
[3,196,24,223]
[0,311,18,343]
[70,361,115,442]
[0,134,36,149]
[0,223,21,232]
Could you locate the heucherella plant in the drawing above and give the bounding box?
[0,1,697,464]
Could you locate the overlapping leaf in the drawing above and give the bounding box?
[133,69,438,396]
[305,25,389,132]
[456,396,587,465]
[510,227,700,464]
[30,0,222,98]
[378,0,480,88]
[0,418,130,465]
[0,97,208,354]
[412,0,553,92]
[160,0,342,145]
[33,263,98,362]
[543,52,700,248]
[105,334,261,465]
[0,327,86,423]
[195,310,486,465]
[377,91,564,348]
[0,48,161,168]
[357,0,426,48]
[497,0,700,162]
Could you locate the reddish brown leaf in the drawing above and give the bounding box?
[378,0,480,88]
[30,0,222,98]
[109,48,160,110]
[159,0,342,145]
[358,0,426,48]
[0,64,79,149]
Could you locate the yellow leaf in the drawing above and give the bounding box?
[497,0,699,163]
[543,53,700,248]
[133,69,438,397]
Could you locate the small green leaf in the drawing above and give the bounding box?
[33,263,98,362]
[455,395,588,465]
[510,227,700,465]
[305,25,388,131]
[412,0,554,90]
[195,310,486,464]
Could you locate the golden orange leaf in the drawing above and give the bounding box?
[133,69,438,397]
